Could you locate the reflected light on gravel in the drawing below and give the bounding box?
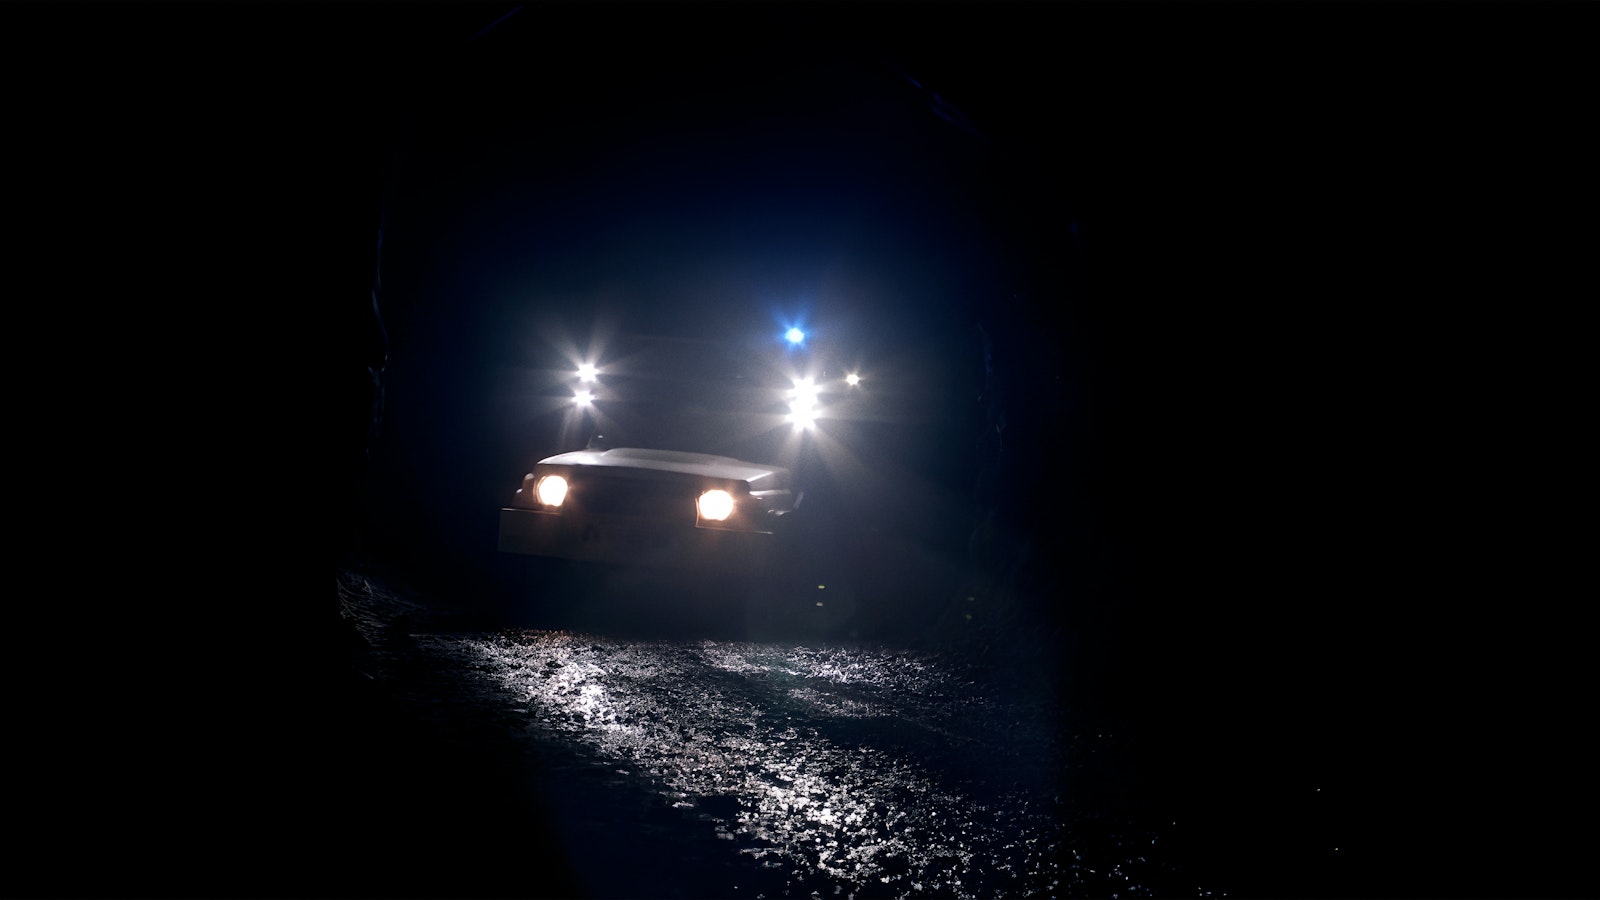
[416,632,1187,898]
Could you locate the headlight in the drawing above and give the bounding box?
[788,377,819,428]
[535,475,569,507]
[791,377,819,404]
[697,489,735,521]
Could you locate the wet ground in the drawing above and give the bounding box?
[331,566,1218,899]
[5,557,1589,900]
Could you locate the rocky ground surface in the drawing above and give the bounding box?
[327,563,1225,900]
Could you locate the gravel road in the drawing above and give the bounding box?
[333,567,1217,899]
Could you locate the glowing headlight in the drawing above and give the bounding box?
[788,377,819,428]
[577,363,598,382]
[697,489,735,521]
[574,389,593,407]
[535,475,569,507]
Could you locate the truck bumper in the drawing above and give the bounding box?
[498,507,777,576]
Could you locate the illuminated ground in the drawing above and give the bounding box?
[329,565,1219,899]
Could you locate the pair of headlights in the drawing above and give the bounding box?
[533,475,736,522]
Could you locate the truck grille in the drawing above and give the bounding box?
[567,473,701,522]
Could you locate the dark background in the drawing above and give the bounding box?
[3,2,1596,897]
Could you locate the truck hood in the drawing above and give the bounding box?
[539,447,790,488]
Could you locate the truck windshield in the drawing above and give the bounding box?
[575,333,796,463]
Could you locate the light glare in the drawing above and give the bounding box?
[575,389,593,407]
[577,363,598,382]
[535,475,569,507]
[785,327,805,344]
[788,376,819,428]
[697,489,735,521]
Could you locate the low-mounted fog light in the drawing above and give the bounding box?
[535,474,569,507]
[697,489,735,521]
